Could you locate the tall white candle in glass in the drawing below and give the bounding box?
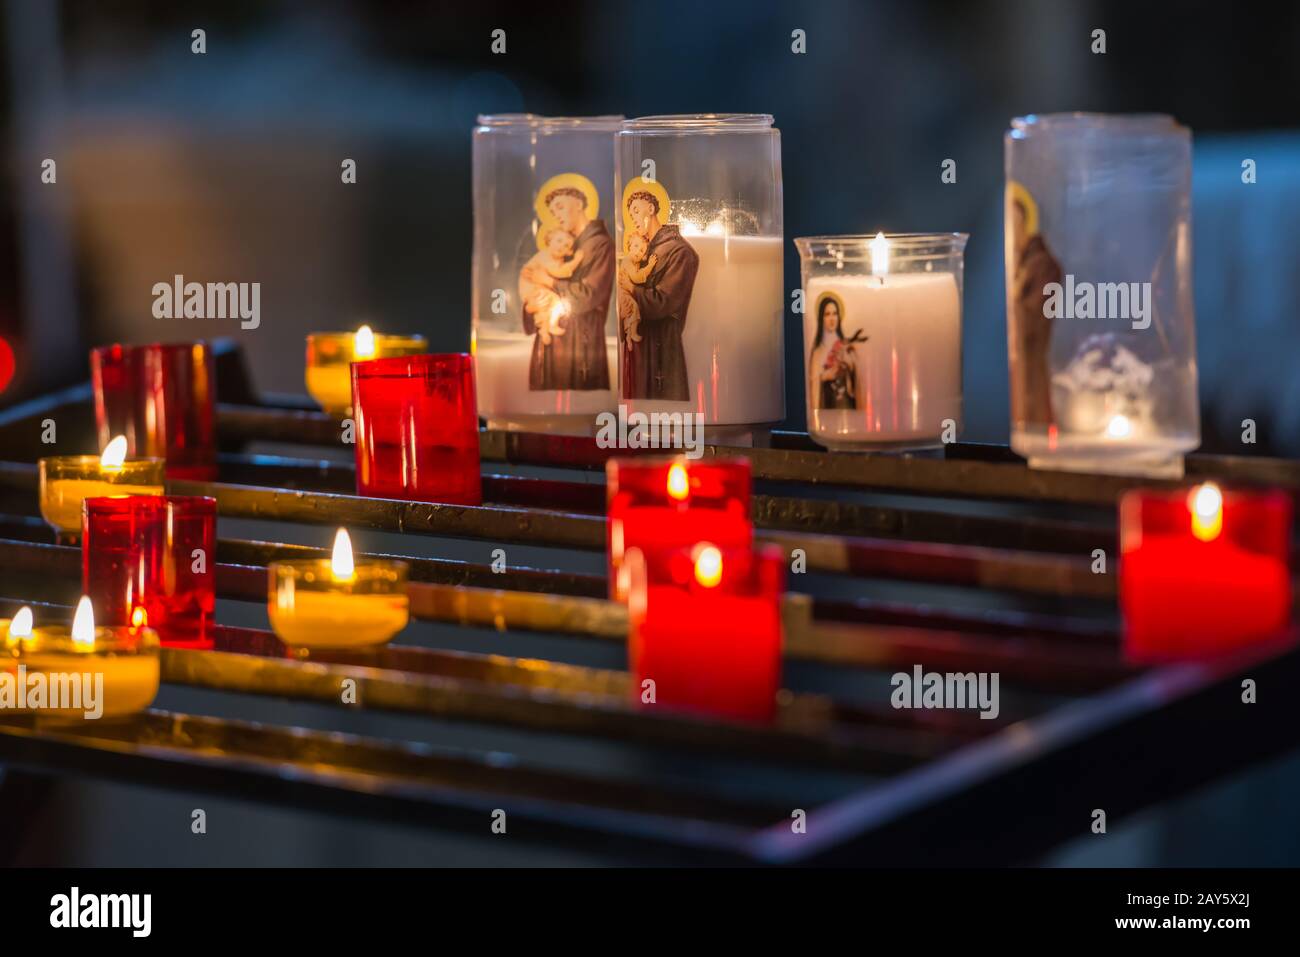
[615,115,785,443]
[794,233,967,450]
[471,114,624,435]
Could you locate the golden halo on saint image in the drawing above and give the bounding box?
[621,177,671,236]
[1006,180,1039,237]
[535,173,599,229]
[813,290,848,332]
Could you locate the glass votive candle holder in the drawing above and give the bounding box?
[91,341,217,480]
[39,450,165,538]
[352,353,482,504]
[14,602,160,721]
[625,543,784,723]
[794,233,967,451]
[268,556,410,650]
[82,495,217,647]
[1120,482,1292,662]
[305,327,427,416]
[1005,113,1199,478]
[614,114,785,442]
[606,456,752,601]
[472,114,624,435]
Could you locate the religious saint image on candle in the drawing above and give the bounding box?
[1006,181,1061,432]
[517,172,614,394]
[807,292,866,411]
[617,177,699,402]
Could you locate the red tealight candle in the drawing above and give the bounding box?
[82,495,217,648]
[91,342,217,481]
[606,456,752,601]
[627,543,784,723]
[352,353,482,505]
[1119,483,1293,662]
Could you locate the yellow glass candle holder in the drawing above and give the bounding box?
[38,448,165,535]
[268,531,409,649]
[305,326,427,415]
[4,603,160,722]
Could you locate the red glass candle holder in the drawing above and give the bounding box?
[1119,483,1293,662]
[82,495,217,648]
[606,456,752,601]
[352,353,482,505]
[91,342,217,480]
[626,543,784,723]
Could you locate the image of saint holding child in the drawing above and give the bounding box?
[518,174,614,392]
[617,180,699,402]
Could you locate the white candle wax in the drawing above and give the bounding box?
[474,334,619,432]
[622,233,785,427]
[804,272,961,447]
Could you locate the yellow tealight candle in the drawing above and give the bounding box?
[305,325,427,415]
[38,436,165,534]
[4,598,159,722]
[268,528,409,648]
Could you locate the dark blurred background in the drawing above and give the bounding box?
[1,0,1299,866]
[2,0,1299,447]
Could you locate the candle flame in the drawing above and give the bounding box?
[72,596,96,650]
[8,606,32,640]
[693,543,723,589]
[1105,414,1132,440]
[1189,482,1224,542]
[331,528,356,580]
[131,606,148,628]
[666,462,690,501]
[870,232,889,277]
[100,435,128,469]
[354,324,377,360]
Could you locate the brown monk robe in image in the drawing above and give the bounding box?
[1009,198,1061,428]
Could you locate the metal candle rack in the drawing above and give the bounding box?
[1,346,1298,865]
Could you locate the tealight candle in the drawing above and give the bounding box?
[305,325,427,415]
[1120,482,1293,661]
[7,597,160,721]
[626,543,784,723]
[606,456,752,601]
[38,436,165,537]
[268,528,409,649]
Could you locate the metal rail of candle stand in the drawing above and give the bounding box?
[0,363,1299,863]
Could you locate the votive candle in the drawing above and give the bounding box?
[268,529,409,649]
[352,353,482,504]
[1120,482,1292,661]
[9,597,160,721]
[91,341,217,480]
[82,495,217,647]
[306,325,427,415]
[626,543,784,723]
[39,436,165,536]
[606,456,752,600]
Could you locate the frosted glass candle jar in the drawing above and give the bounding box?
[472,114,623,435]
[615,114,785,442]
[1005,113,1199,478]
[795,233,966,450]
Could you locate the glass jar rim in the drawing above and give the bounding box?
[476,113,625,131]
[620,113,775,133]
[268,558,409,581]
[21,625,159,655]
[307,331,428,343]
[91,341,212,357]
[84,494,216,517]
[794,232,969,260]
[350,352,472,378]
[1009,112,1187,134]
